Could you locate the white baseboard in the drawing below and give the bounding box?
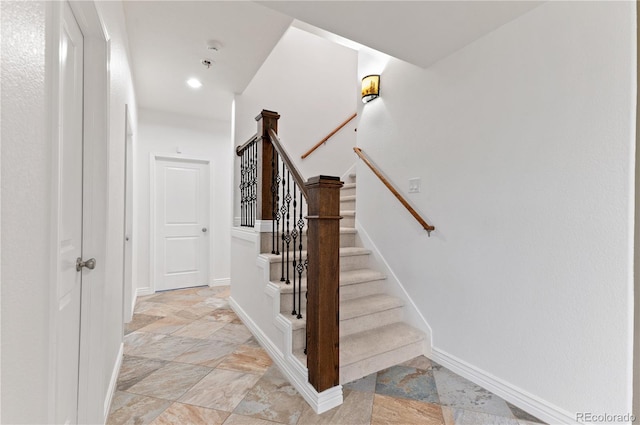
[211,278,230,287]
[355,221,433,352]
[136,287,154,297]
[229,296,343,414]
[103,343,124,419]
[430,348,578,425]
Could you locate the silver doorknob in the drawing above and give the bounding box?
[202,227,208,233]
[76,257,96,272]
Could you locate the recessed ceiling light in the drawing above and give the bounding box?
[187,78,202,89]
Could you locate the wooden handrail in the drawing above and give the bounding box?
[236,133,259,156]
[301,113,357,160]
[269,128,309,199]
[353,147,435,236]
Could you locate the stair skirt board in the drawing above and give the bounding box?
[229,296,344,414]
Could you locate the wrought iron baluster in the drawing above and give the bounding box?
[297,190,305,319]
[273,154,281,255]
[240,149,246,226]
[280,160,286,281]
[304,254,309,354]
[247,144,252,226]
[271,148,277,254]
[284,172,292,284]
[251,140,257,226]
[291,184,298,315]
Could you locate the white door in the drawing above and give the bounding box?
[123,107,134,322]
[154,158,210,291]
[56,3,85,423]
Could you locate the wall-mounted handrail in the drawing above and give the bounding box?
[301,113,357,160]
[353,147,435,236]
[269,128,309,199]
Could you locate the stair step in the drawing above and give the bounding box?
[264,246,371,280]
[277,268,387,314]
[341,210,355,228]
[292,322,425,384]
[340,322,425,384]
[340,195,356,210]
[341,295,404,337]
[260,227,356,253]
[341,183,356,197]
[288,294,405,347]
[341,294,403,321]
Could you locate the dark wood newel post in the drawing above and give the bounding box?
[256,110,280,221]
[305,175,343,392]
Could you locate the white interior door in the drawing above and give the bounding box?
[123,107,134,322]
[154,158,210,291]
[56,3,84,423]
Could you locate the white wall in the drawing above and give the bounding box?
[355,1,635,421]
[94,1,138,419]
[234,26,358,221]
[1,1,138,423]
[1,2,51,422]
[135,108,232,292]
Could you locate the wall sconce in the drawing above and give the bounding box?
[361,75,380,103]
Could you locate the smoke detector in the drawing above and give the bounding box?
[201,59,214,69]
[207,40,223,52]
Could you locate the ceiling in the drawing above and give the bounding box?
[122,1,292,121]
[123,1,542,122]
[260,1,543,69]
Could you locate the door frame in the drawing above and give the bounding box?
[47,2,110,423]
[149,154,212,293]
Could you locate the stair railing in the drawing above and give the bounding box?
[353,147,435,236]
[236,110,342,392]
[301,112,357,160]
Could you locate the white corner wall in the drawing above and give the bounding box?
[1,2,51,422]
[355,1,635,422]
[234,26,358,201]
[135,108,232,293]
[93,2,139,418]
[1,1,138,422]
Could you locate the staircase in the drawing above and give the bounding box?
[264,173,426,385]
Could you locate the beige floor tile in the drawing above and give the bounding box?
[232,366,307,425]
[217,345,273,374]
[172,339,239,367]
[149,402,229,425]
[125,314,163,335]
[371,394,445,425]
[136,302,183,317]
[172,319,227,339]
[208,308,243,323]
[401,355,433,371]
[138,315,192,335]
[441,406,519,425]
[297,389,374,425]
[223,413,287,425]
[127,362,212,401]
[107,391,171,425]
[209,323,253,344]
[116,356,167,391]
[127,334,202,361]
[179,369,261,412]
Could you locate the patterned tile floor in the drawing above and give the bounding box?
[107,286,546,425]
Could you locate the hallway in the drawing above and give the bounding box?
[108,286,545,425]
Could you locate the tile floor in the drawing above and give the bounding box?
[107,286,546,425]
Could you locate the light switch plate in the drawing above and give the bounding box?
[409,178,421,193]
